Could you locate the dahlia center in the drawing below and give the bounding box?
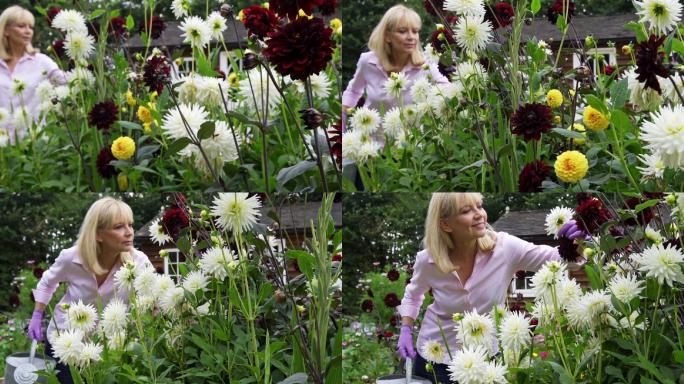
[665,124,684,135]
[651,3,666,16]
[563,159,575,171]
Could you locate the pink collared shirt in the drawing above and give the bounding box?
[0,52,66,143]
[33,246,152,337]
[398,231,561,359]
[342,51,449,132]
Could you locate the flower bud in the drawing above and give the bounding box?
[296,304,305,313]
[583,247,595,258]
[242,51,259,71]
[425,363,434,372]
[219,3,234,18]
[274,289,287,303]
[159,249,169,258]
[665,194,677,206]
[300,108,324,130]
[584,35,596,49]
[621,45,632,55]
[452,313,464,322]
[117,174,129,191]
[201,209,210,220]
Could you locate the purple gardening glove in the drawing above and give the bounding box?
[558,220,590,241]
[27,310,44,341]
[397,325,417,359]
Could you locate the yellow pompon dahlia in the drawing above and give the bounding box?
[117,173,129,191]
[569,123,587,145]
[111,136,136,160]
[546,89,563,108]
[126,91,136,107]
[137,106,154,124]
[330,18,342,35]
[143,122,152,134]
[555,150,589,183]
[227,73,239,87]
[583,106,610,131]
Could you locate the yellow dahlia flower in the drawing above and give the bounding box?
[330,18,342,35]
[137,106,154,124]
[583,106,610,131]
[546,89,563,108]
[126,91,136,107]
[555,150,589,183]
[111,136,136,160]
[117,174,129,191]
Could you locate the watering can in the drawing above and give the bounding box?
[4,340,55,384]
[376,358,432,384]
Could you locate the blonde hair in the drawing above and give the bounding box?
[423,193,497,273]
[0,6,38,60]
[368,4,425,72]
[76,197,134,275]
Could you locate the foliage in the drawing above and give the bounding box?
[342,325,396,384]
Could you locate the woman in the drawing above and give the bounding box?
[0,5,65,144]
[342,4,449,139]
[27,197,152,384]
[397,193,584,383]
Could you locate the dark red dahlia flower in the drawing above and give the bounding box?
[424,0,445,16]
[438,63,457,78]
[546,0,575,24]
[318,0,337,15]
[9,294,20,308]
[387,268,400,282]
[601,65,615,76]
[270,0,323,19]
[109,16,128,40]
[96,146,117,179]
[263,16,335,80]
[140,15,165,40]
[635,34,669,94]
[384,293,401,308]
[332,253,342,261]
[241,5,278,39]
[558,236,580,262]
[161,206,189,241]
[33,267,45,279]
[575,197,611,234]
[47,7,61,24]
[389,314,399,327]
[515,270,526,279]
[52,39,66,59]
[485,2,515,29]
[430,28,456,54]
[361,298,374,312]
[328,121,341,167]
[511,102,553,141]
[143,53,171,94]
[88,100,119,132]
[518,160,551,192]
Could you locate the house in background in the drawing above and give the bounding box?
[134,201,343,281]
[521,14,638,81]
[492,209,589,299]
[126,19,248,79]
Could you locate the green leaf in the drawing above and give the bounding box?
[672,38,684,57]
[276,160,317,188]
[285,250,315,279]
[195,48,217,77]
[634,199,660,214]
[584,264,603,289]
[496,143,513,158]
[625,22,647,42]
[89,9,106,20]
[610,78,630,109]
[167,137,193,155]
[198,121,216,140]
[555,14,567,32]
[277,373,308,384]
[610,109,634,133]
[531,0,541,14]
[135,145,160,161]
[225,111,263,128]
[674,350,684,364]
[117,120,142,130]
[547,361,574,384]
[126,15,135,31]
[552,127,587,139]
[604,365,624,380]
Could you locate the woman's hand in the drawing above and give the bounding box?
[558,220,590,241]
[27,310,44,341]
[397,324,417,359]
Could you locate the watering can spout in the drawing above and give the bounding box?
[29,340,37,365]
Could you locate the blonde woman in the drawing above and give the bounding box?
[27,197,151,383]
[0,5,65,144]
[342,4,449,135]
[397,193,584,383]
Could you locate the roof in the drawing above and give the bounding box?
[520,14,638,44]
[126,20,248,49]
[492,210,551,239]
[134,201,342,240]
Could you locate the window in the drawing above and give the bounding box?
[510,271,535,298]
[219,50,243,75]
[171,57,195,80]
[163,248,186,283]
[573,47,617,81]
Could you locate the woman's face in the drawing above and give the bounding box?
[440,198,488,243]
[386,22,419,57]
[97,218,135,255]
[4,18,33,51]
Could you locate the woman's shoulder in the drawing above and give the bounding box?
[358,51,379,65]
[54,246,79,263]
[131,249,150,262]
[415,249,433,264]
[31,52,59,68]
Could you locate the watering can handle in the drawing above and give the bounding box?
[405,357,412,384]
[29,339,37,365]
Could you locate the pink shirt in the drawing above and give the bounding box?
[342,51,449,132]
[398,232,561,358]
[33,246,152,337]
[0,52,66,143]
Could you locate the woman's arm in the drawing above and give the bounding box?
[32,249,69,308]
[341,53,369,111]
[398,251,431,320]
